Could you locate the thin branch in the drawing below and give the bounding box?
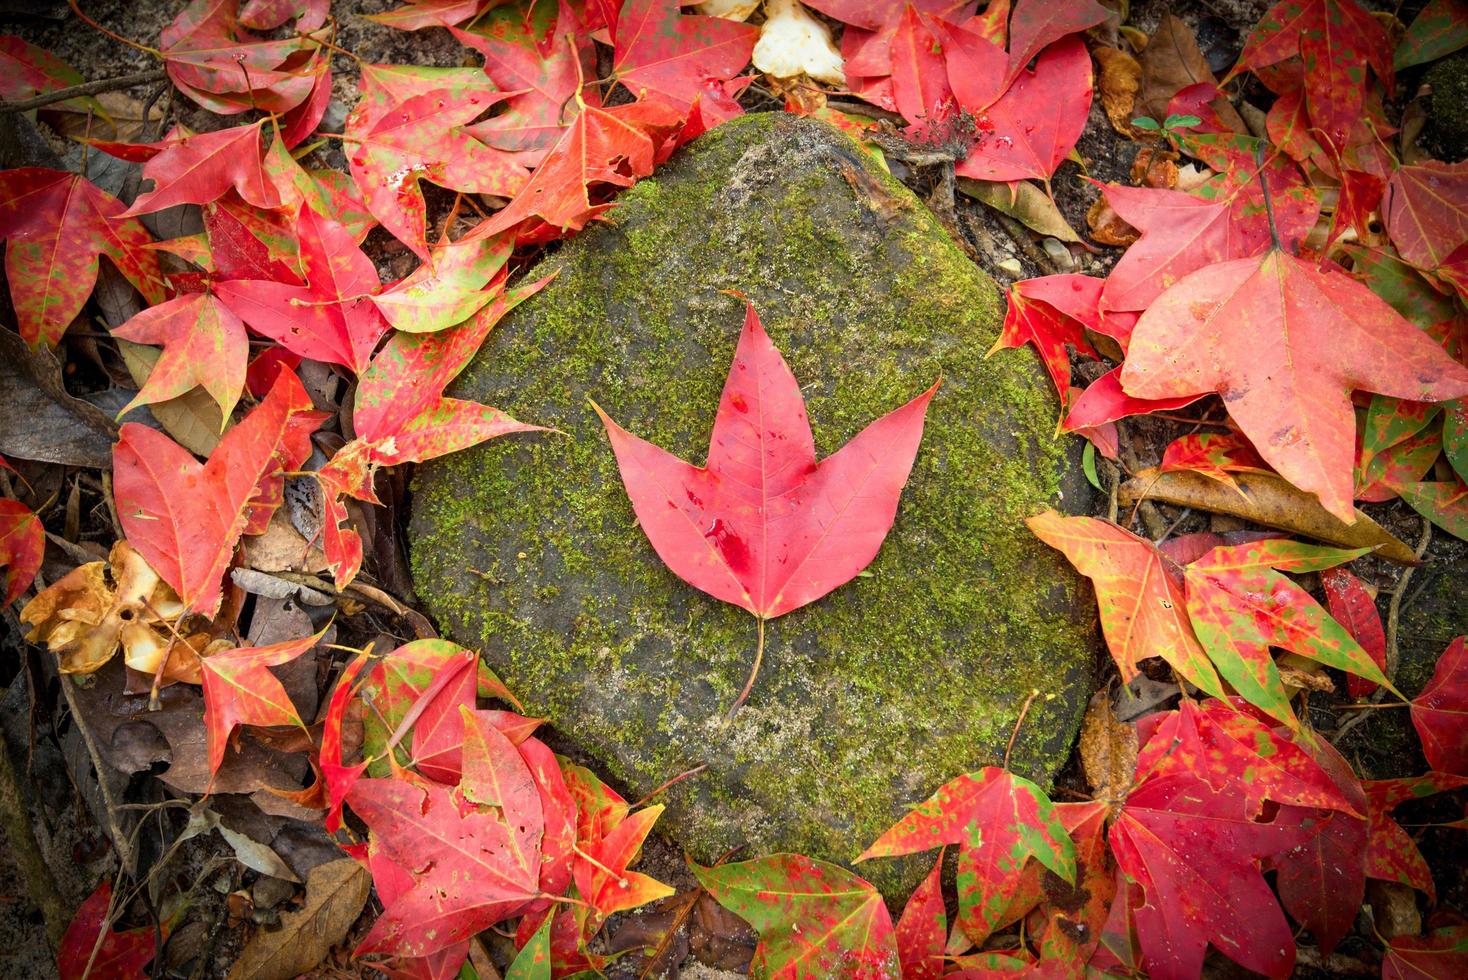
[0,70,167,114]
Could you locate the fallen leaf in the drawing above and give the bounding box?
[692,853,898,977]
[1093,45,1141,134]
[1384,161,1468,275]
[572,804,675,923]
[858,767,1075,945]
[1412,637,1468,775]
[1394,0,1468,70]
[57,879,159,980]
[1119,249,1468,523]
[1079,688,1138,807]
[1119,467,1420,563]
[0,169,166,348]
[960,178,1080,242]
[1321,566,1387,698]
[112,291,249,424]
[1364,773,1468,899]
[0,497,43,606]
[611,0,759,111]
[201,628,324,777]
[1137,15,1245,132]
[1159,431,1268,494]
[895,849,945,980]
[1027,511,1227,699]
[161,0,324,115]
[112,369,319,616]
[120,122,281,215]
[594,301,938,620]
[1382,919,1468,980]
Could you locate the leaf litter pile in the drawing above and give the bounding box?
[0,0,1467,978]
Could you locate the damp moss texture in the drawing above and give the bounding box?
[410,113,1095,894]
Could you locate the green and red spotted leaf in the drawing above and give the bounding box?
[858,767,1075,945]
[118,121,281,215]
[200,627,325,778]
[1030,800,1114,965]
[0,35,94,111]
[692,853,900,979]
[1027,511,1227,699]
[1395,0,1468,69]
[1363,773,1468,899]
[506,914,553,980]
[1412,637,1468,775]
[1356,397,1444,502]
[1320,566,1387,698]
[1183,539,1393,727]
[610,0,758,112]
[0,169,166,348]
[0,497,43,607]
[343,73,526,259]
[1397,478,1468,541]
[370,235,513,334]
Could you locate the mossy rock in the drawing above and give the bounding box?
[409,112,1095,894]
[1426,51,1468,162]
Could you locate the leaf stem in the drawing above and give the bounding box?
[631,763,708,809]
[1254,141,1282,252]
[722,617,765,724]
[1004,689,1042,770]
[1334,701,1410,710]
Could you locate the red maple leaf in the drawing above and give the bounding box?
[161,0,325,115]
[119,121,281,215]
[200,627,324,777]
[1412,636,1468,775]
[1119,248,1468,523]
[110,290,249,423]
[0,498,43,608]
[57,880,161,980]
[1363,773,1468,900]
[609,0,758,111]
[0,169,166,349]
[111,369,319,617]
[1320,566,1388,698]
[593,301,938,623]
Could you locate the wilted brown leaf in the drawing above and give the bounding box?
[1079,688,1138,807]
[1094,46,1142,134]
[1087,196,1140,245]
[228,858,370,980]
[960,178,1081,242]
[1119,468,1418,563]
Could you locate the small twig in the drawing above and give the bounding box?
[0,69,167,114]
[631,764,708,809]
[1004,689,1042,770]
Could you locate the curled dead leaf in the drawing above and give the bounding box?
[1087,196,1140,245]
[960,179,1081,242]
[1093,46,1142,135]
[20,540,195,675]
[1119,468,1419,564]
[1130,148,1180,189]
[1137,15,1247,133]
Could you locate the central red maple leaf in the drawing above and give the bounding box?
[592,301,938,621]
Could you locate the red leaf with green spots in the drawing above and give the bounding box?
[1320,566,1387,698]
[594,301,939,621]
[1397,478,1468,540]
[57,879,160,980]
[1119,248,1468,523]
[1357,397,1444,502]
[692,853,900,979]
[1384,161,1468,274]
[1412,637,1468,775]
[1234,0,1393,147]
[321,652,372,832]
[1383,919,1468,980]
[993,275,1101,407]
[895,849,945,980]
[1172,132,1322,252]
[1030,800,1114,966]
[0,498,43,607]
[1395,0,1468,69]
[1363,773,1468,899]
[464,96,684,243]
[371,235,513,334]
[1183,539,1393,727]
[562,761,630,848]
[363,844,470,978]
[857,767,1075,945]
[112,369,319,617]
[161,0,323,115]
[349,709,545,959]
[0,169,166,348]
[0,35,92,110]
[200,627,324,777]
[1159,432,1269,493]
[215,204,388,374]
[610,0,758,112]
[343,76,526,259]
[506,915,553,980]
[1027,511,1227,700]
[1445,400,1468,483]
[110,290,249,423]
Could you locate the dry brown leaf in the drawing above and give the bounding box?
[1094,46,1143,135]
[1137,15,1247,133]
[241,510,329,575]
[228,858,370,980]
[1079,688,1138,807]
[1119,468,1419,564]
[1130,148,1180,188]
